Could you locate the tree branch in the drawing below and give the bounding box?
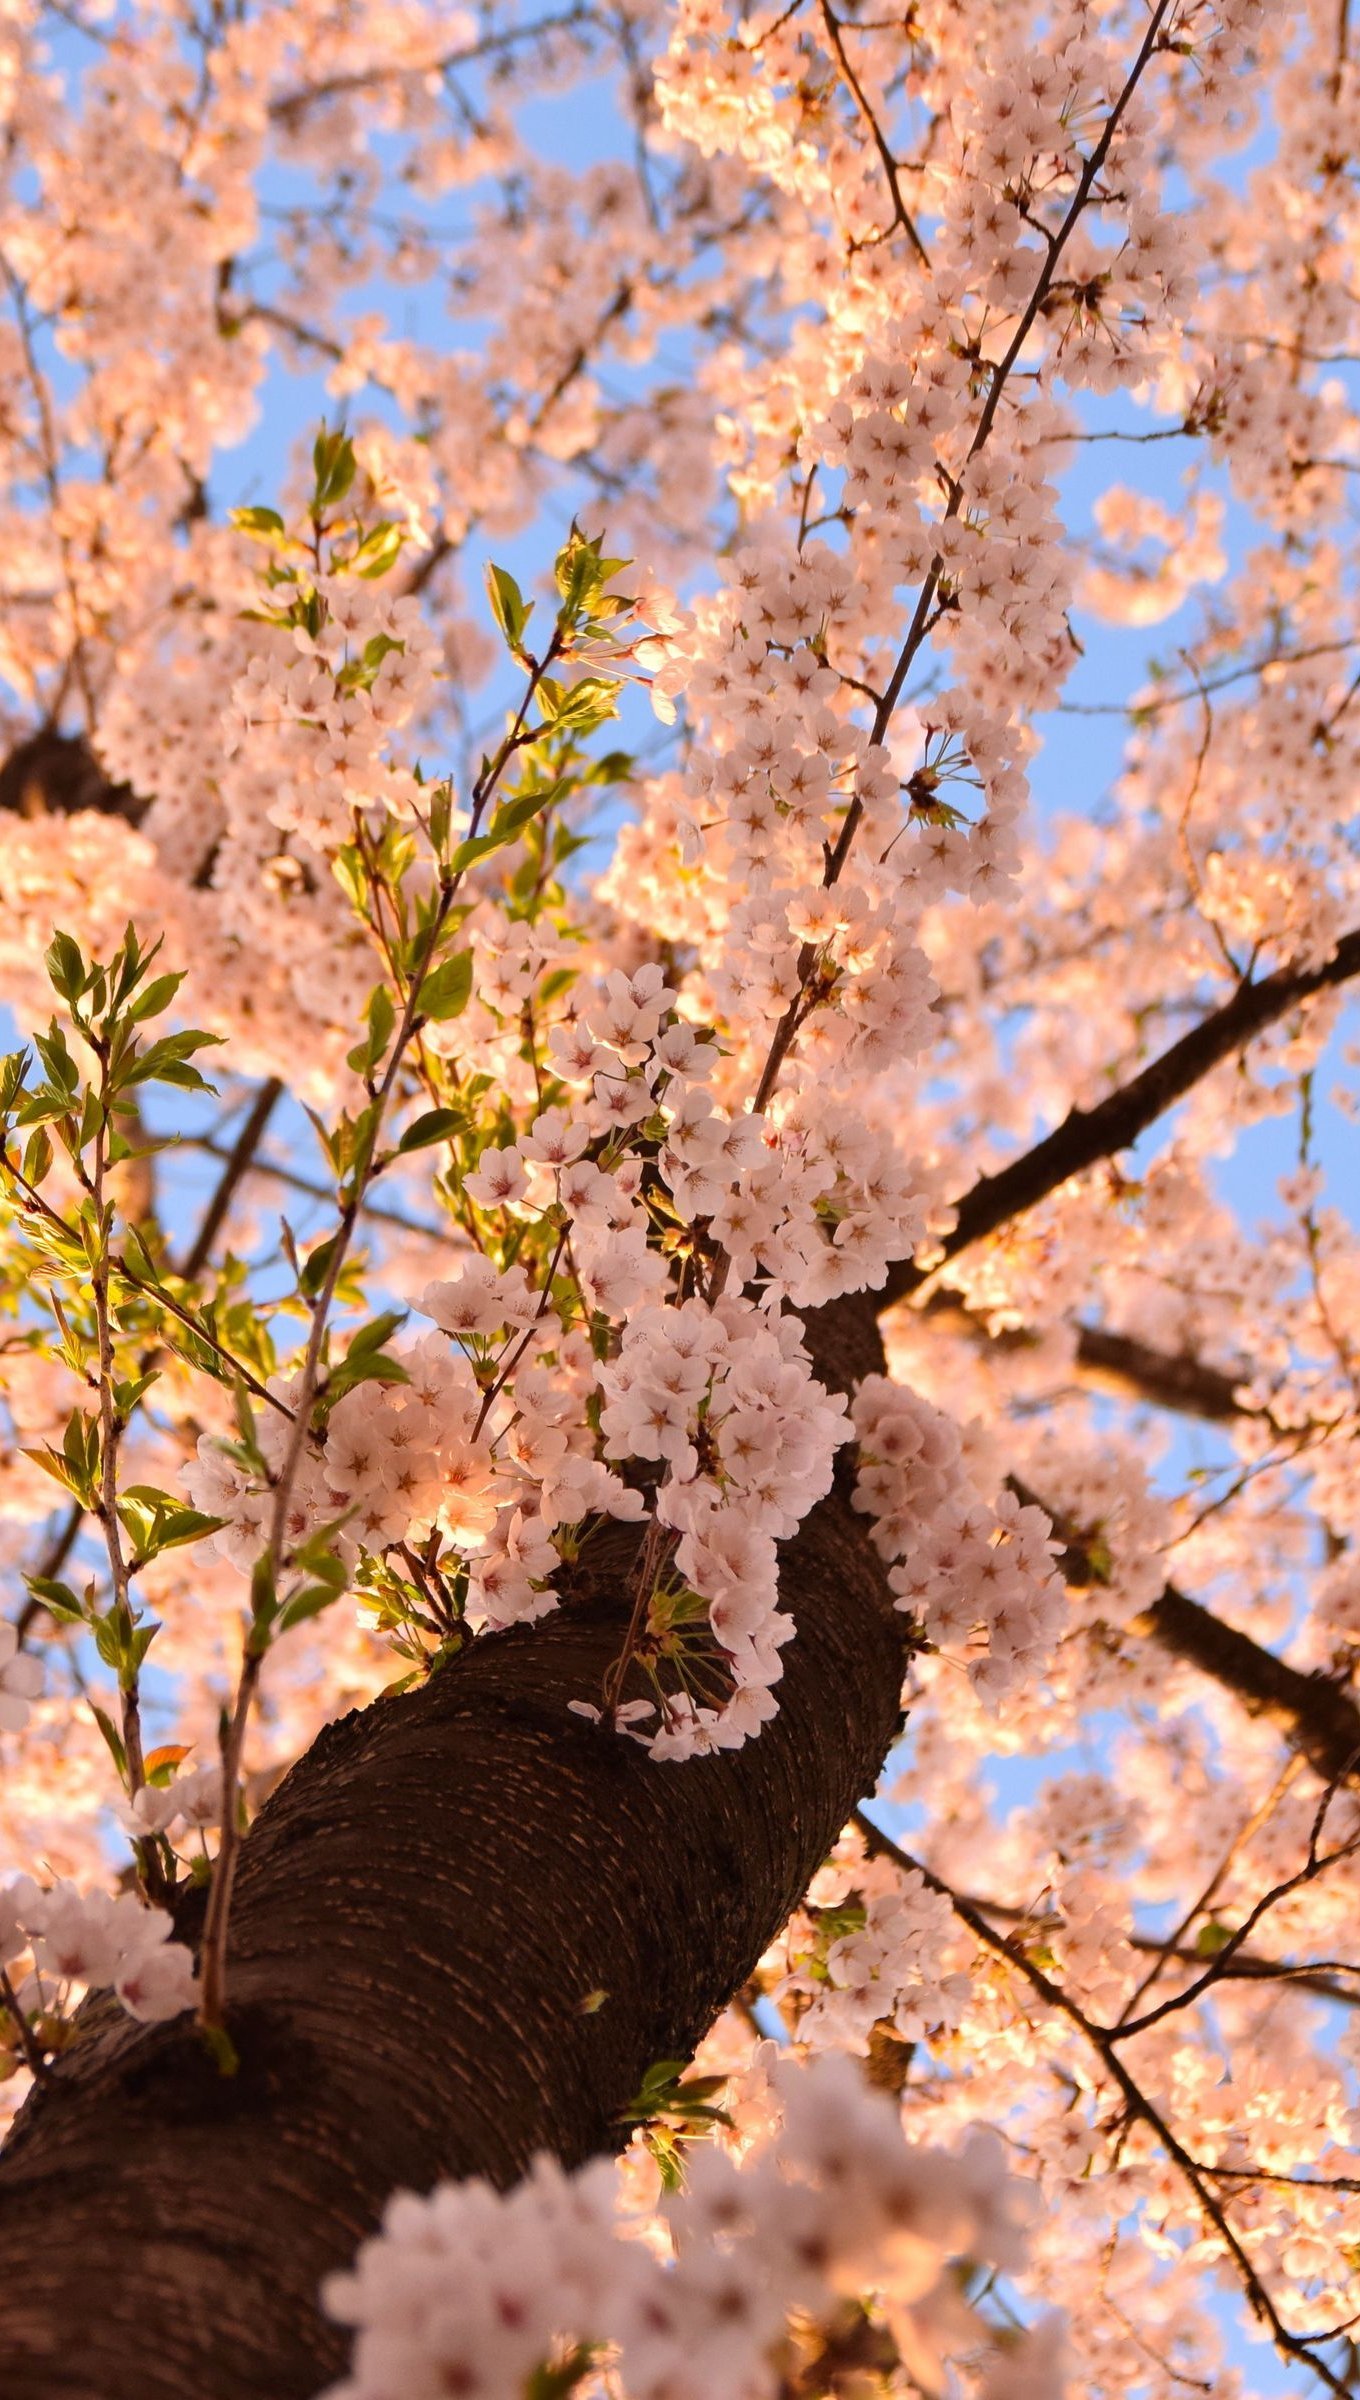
[915,1293,1253,1425]
[177,1079,284,1282]
[1015,1475,1360,1788]
[1135,1583,1360,1788]
[881,926,1360,1310]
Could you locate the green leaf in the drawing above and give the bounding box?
[331,842,369,915]
[495,780,570,839]
[250,1554,277,1633]
[312,425,357,510]
[92,1611,123,1671]
[416,950,473,1023]
[300,1230,343,1299]
[0,1048,30,1116]
[277,1572,348,1632]
[22,1125,52,1188]
[117,1488,227,1558]
[127,971,185,1024]
[129,1621,159,1672]
[447,783,568,878]
[585,749,635,787]
[398,1107,465,1153]
[337,633,403,695]
[346,982,396,1078]
[113,1367,160,1416]
[44,931,85,1003]
[485,562,532,653]
[545,676,619,736]
[201,2020,240,2077]
[351,522,405,579]
[231,505,287,541]
[1195,1919,1234,1957]
[24,1574,85,1625]
[89,1702,127,1781]
[34,1025,79,1096]
[321,1353,409,1409]
[122,1029,224,1093]
[526,2347,598,2400]
[145,1743,193,1786]
[346,1309,407,1360]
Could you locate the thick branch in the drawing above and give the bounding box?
[0,730,143,825]
[0,1332,906,2400]
[917,1293,1250,1424]
[881,926,1360,1309]
[1069,1322,1247,1422]
[1025,1479,1360,1787]
[1134,1584,1360,1788]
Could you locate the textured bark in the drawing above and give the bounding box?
[0,1309,906,2400]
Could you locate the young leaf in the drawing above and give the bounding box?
[231,506,287,541]
[398,1107,465,1152]
[44,931,85,1003]
[485,562,532,652]
[24,1575,85,1625]
[351,522,404,579]
[416,951,473,1022]
[300,1231,343,1300]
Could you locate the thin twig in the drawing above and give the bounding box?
[852,1810,1353,2398]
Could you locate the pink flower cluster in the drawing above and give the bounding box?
[117,1764,223,1845]
[597,1294,848,1756]
[323,2052,1059,2400]
[852,1376,1065,1704]
[0,1875,197,2029]
[780,1865,973,2055]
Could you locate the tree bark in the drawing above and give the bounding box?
[0,1314,907,2400]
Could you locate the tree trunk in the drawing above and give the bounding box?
[0,1307,906,2400]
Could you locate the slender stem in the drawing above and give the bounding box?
[87,1048,166,1900]
[818,0,929,265]
[0,1146,292,1420]
[0,1965,49,2083]
[195,1649,263,2032]
[14,1078,291,1646]
[727,2,1178,1209]
[196,636,564,2035]
[178,1077,284,1280]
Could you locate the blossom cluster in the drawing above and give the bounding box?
[596,1295,848,1754]
[191,1280,848,1758]
[852,1376,1064,1703]
[778,1862,973,2056]
[116,1762,223,1847]
[0,1875,197,2040]
[323,2052,1061,2400]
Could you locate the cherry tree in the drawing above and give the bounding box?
[0,0,1358,2392]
